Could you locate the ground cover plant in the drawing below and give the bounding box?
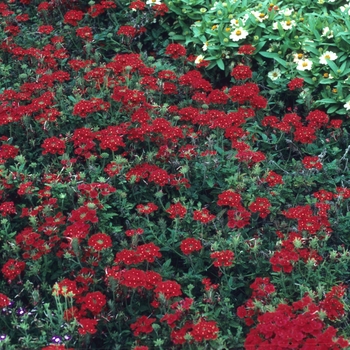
[0,0,350,349]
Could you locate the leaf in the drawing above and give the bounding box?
[327,105,339,114]
[317,98,337,104]
[216,58,225,70]
[259,51,287,68]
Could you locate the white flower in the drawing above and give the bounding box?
[319,51,338,65]
[344,100,350,110]
[282,8,294,16]
[322,27,334,38]
[293,53,305,63]
[296,59,313,71]
[281,20,296,30]
[146,0,162,5]
[229,27,249,41]
[202,42,208,51]
[195,55,205,65]
[251,11,268,22]
[268,68,282,81]
[230,14,249,27]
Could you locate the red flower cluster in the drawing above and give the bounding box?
[0,293,10,308]
[193,208,216,224]
[180,238,202,255]
[154,280,182,300]
[1,259,26,281]
[41,137,66,155]
[262,171,284,187]
[130,315,156,336]
[231,65,253,80]
[115,243,162,265]
[88,233,112,251]
[165,43,186,59]
[210,250,234,267]
[136,202,158,215]
[238,44,256,55]
[166,202,187,219]
[288,77,304,90]
[248,197,271,218]
[302,156,323,170]
[190,319,219,342]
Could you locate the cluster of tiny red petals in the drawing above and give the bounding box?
[0,293,10,308]
[1,259,26,280]
[130,316,156,336]
[165,43,187,59]
[248,197,271,218]
[288,77,304,90]
[210,250,234,267]
[154,280,182,300]
[136,202,158,215]
[166,202,187,219]
[302,156,323,170]
[263,171,284,187]
[217,190,242,207]
[88,233,112,251]
[180,238,203,255]
[238,44,256,55]
[193,208,216,224]
[190,319,219,342]
[231,65,253,80]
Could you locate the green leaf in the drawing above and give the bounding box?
[327,105,339,114]
[259,51,287,68]
[216,58,225,70]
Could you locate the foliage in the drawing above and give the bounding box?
[0,0,350,349]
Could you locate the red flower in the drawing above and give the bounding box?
[302,156,323,170]
[136,243,162,263]
[217,190,242,207]
[82,291,107,315]
[76,26,93,41]
[165,43,187,59]
[210,250,234,267]
[248,197,271,218]
[78,318,98,335]
[227,208,251,228]
[117,25,137,38]
[0,293,10,308]
[88,233,112,251]
[63,10,85,26]
[306,110,329,129]
[294,126,317,144]
[125,228,144,237]
[0,201,16,216]
[231,65,253,80]
[1,259,26,281]
[263,171,284,187]
[38,25,54,34]
[154,280,182,300]
[136,202,158,215]
[288,78,304,91]
[180,238,202,255]
[166,202,187,219]
[238,44,256,55]
[41,137,66,155]
[190,319,219,342]
[193,208,216,224]
[129,1,146,11]
[130,315,156,336]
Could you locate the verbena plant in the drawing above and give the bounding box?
[0,0,350,349]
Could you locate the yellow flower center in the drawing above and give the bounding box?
[212,25,218,30]
[302,62,308,67]
[325,55,330,59]
[332,88,337,93]
[259,13,265,18]
[297,53,303,59]
[236,30,242,35]
[323,73,329,78]
[225,27,231,32]
[286,20,291,25]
